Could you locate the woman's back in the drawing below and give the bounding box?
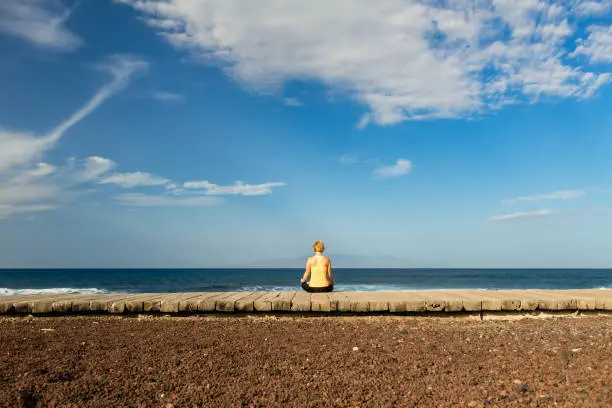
[308,255,330,287]
[301,240,334,293]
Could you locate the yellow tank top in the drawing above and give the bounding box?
[309,258,330,287]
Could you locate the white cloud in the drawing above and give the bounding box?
[0,128,55,174]
[0,204,56,220]
[0,55,148,173]
[28,162,56,177]
[114,193,223,207]
[183,181,286,196]
[338,154,359,165]
[100,172,170,188]
[572,25,612,63]
[575,1,612,15]
[117,0,612,126]
[372,159,412,179]
[503,190,585,205]
[0,180,61,206]
[0,155,119,217]
[0,51,285,219]
[283,97,302,106]
[0,0,83,52]
[78,157,116,181]
[488,209,558,221]
[0,55,148,219]
[152,91,185,102]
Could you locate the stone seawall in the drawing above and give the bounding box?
[1,289,611,315]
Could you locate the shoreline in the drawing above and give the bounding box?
[2,285,612,296]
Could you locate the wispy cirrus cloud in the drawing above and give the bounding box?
[113,193,223,207]
[182,181,286,196]
[283,97,302,107]
[100,172,170,188]
[372,159,412,179]
[0,54,148,174]
[0,204,57,220]
[503,190,585,205]
[0,51,286,219]
[109,179,286,207]
[0,55,148,219]
[0,0,83,52]
[151,91,185,102]
[117,0,612,127]
[488,209,559,221]
[338,154,359,165]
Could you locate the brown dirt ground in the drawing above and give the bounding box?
[0,314,611,408]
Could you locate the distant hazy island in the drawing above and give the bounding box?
[240,254,451,269]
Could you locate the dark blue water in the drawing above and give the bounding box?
[0,269,611,295]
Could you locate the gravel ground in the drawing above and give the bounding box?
[1,315,611,407]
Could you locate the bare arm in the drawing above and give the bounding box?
[327,259,334,284]
[301,259,311,283]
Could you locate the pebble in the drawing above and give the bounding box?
[352,347,359,352]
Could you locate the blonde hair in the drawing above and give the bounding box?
[313,240,325,253]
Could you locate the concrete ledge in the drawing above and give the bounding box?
[1,289,611,315]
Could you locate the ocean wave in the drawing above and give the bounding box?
[0,288,109,296]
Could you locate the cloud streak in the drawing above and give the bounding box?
[488,209,559,221]
[0,55,148,219]
[152,91,185,102]
[100,172,170,188]
[338,154,359,165]
[0,0,83,52]
[0,204,56,220]
[372,159,412,179]
[0,55,148,173]
[283,97,302,107]
[503,190,585,205]
[182,181,286,196]
[113,193,224,207]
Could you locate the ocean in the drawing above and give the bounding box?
[0,268,611,296]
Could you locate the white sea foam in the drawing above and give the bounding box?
[335,284,420,292]
[0,288,109,296]
[238,284,442,292]
[238,286,296,292]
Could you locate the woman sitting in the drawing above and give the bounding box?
[300,240,334,293]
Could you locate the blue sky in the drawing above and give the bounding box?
[1,0,612,268]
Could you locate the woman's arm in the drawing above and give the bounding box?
[327,260,333,284]
[301,259,311,283]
